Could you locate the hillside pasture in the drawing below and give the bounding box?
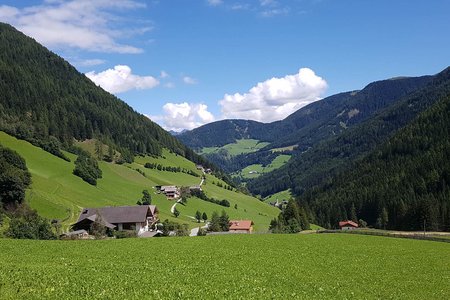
[0,234,448,299]
[235,154,291,179]
[200,139,270,156]
[0,132,278,230]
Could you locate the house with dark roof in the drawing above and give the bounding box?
[72,205,159,234]
[160,186,180,199]
[229,220,254,234]
[339,220,359,230]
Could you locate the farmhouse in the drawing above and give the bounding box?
[339,220,359,230]
[159,185,180,199]
[72,205,159,234]
[229,220,254,234]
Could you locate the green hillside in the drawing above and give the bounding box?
[0,22,217,177]
[0,131,278,231]
[301,69,450,231]
[200,139,270,156]
[1,234,448,299]
[235,154,291,179]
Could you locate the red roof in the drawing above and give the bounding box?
[229,220,253,231]
[339,220,358,228]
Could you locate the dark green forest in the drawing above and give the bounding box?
[299,73,450,231]
[0,23,219,174]
[247,68,450,198]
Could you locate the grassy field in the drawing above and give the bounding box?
[263,189,293,204]
[0,132,279,230]
[0,234,448,299]
[235,154,291,179]
[200,139,270,156]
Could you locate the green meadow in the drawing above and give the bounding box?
[200,139,270,156]
[263,189,293,204]
[0,132,279,230]
[235,154,291,179]
[0,234,448,299]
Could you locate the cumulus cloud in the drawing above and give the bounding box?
[0,0,147,53]
[155,102,215,132]
[85,65,159,94]
[219,68,327,122]
[183,76,198,85]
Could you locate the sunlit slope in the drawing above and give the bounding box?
[0,132,278,230]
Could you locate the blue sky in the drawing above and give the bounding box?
[0,0,449,131]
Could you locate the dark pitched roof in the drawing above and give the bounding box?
[76,205,157,224]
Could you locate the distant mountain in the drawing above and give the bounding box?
[178,119,269,150]
[179,72,435,184]
[300,67,450,231]
[0,23,211,169]
[169,129,188,136]
[248,68,450,196]
[179,76,432,153]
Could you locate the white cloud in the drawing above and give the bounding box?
[0,1,147,53]
[183,76,198,85]
[207,0,223,6]
[76,59,106,67]
[155,102,215,132]
[219,68,327,122]
[85,65,159,94]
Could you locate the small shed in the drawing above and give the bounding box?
[339,220,359,230]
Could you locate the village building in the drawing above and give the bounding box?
[339,220,359,230]
[229,220,254,234]
[159,185,180,199]
[189,185,202,192]
[72,205,159,235]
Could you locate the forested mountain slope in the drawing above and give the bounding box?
[179,74,432,176]
[179,76,432,152]
[248,67,450,197]
[300,69,450,231]
[0,23,209,168]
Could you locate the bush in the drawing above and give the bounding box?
[6,205,56,240]
[114,230,137,239]
[73,151,102,185]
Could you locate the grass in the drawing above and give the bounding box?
[0,132,278,230]
[270,144,297,152]
[0,234,448,299]
[235,154,291,179]
[200,139,270,156]
[263,189,293,204]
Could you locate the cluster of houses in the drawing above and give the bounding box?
[155,185,203,200]
[268,199,289,208]
[196,164,212,174]
[63,204,254,238]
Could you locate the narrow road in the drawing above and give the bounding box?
[170,173,206,214]
[190,223,209,236]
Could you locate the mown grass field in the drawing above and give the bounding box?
[0,234,448,299]
[200,139,270,156]
[235,154,291,179]
[0,132,279,230]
